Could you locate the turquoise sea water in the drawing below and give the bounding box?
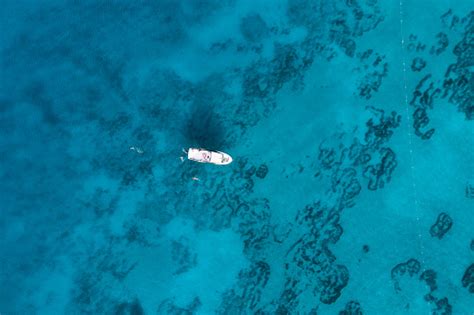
[1,1,473,314]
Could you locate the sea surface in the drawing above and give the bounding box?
[1,1,473,314]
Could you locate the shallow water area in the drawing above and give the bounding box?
[1,0,473,314]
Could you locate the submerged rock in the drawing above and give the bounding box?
[442,12,474,120]
[420,269,438,293]
[256,164,269,179]
[429,213,453,239]
[115,299,144,315]
[391,259,453,313]
[411,57,427,72]
[320,264,349,304]
[466,181,474,199]
[339,300,363,315]
[462,264,474,293]
[430,32,449,55]
[391,258,421,292]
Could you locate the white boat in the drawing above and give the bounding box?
[187,148,233,165]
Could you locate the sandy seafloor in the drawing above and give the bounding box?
[1,0,473,314]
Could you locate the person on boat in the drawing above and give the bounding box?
[202,151,211,161]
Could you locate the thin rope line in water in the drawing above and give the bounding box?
[398,0,429,283]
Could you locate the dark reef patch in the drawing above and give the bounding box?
[22,81,61,125]
[429,212,453,239]
[412,107,435,140]
[320,264,350,304]
[231,39,315,134]
[84,188,118,218]
[256,164,269,179]
[409,74,440,140]
[441,9,463,31]
[125,223,151,246]
[332,168,361,208]
[218,261,271,313]
[391,259,453,313]
[443,33,474,120]
[407,34,427,52]
[406,10,473,142]
[362,147,397,191]
[391,258,421,292]
[466,182,474,199]
[66,241,143,313]
[364,106,401,149]
[420,269,438,294]
[355,51,388,99]
[158,297,202,315]
[430,32,449,55]
[240,14,269,43]
[462,264,474,293]
[339,300,363,315]
[432,298,453,315]
[411,57,427,72]
[171,238,197,275]
[115,299,144,315]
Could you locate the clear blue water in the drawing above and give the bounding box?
[1,1,473,314]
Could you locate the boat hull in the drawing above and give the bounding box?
[187,148,233,165]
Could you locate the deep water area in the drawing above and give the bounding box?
[1,1,473,314]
